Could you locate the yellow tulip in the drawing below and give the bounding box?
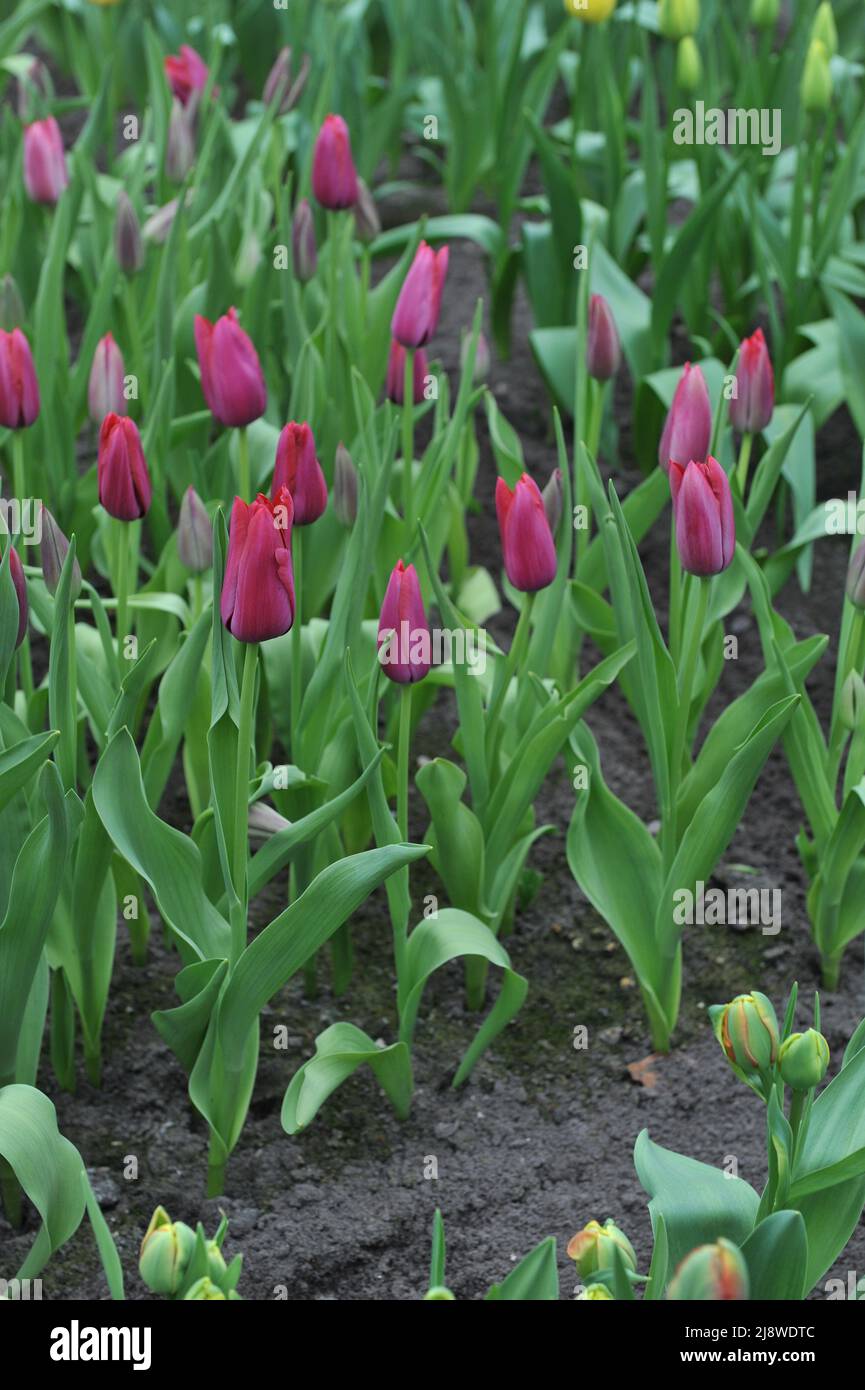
[564,0,617,23]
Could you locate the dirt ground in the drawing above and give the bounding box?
[3,216,864,1302]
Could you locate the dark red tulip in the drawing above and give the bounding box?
[587,294,621,381]
[194,308,267,429]
[272,422,328,526]
[98,414,152,521]
[311,114,358,211]
[669,456,735,577]
[658,362,712,473]
[164,45,210,106]
[730,328,774,434]
[377,559,431,684]
[220,489,295,643]
[495,473,557,593]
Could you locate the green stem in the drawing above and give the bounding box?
[291,530,303,758]
[668,523,682,664]
[402,347,416,535]
[237,425,250,502]
[206,1134,225,1199]
[192,571,204,623]
[230,643,258,966]
[788,1089,806,1154]
[736,432,753,496]
[326,210,339,388]
[394,684,413,989]
[586,378,604,459]
[113,518,129,661]
[665,575,709,862]
[485,592,536,773]
[11,433,33,703]
[122,279,146,402]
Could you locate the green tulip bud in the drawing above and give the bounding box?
[567,1219,636,1277]
[676,36,702,92]
[659,0,699,41]
[667,1239,749,1300]
[750,0,780,28]
[139,1206,196,1296]
[801,39,833,114]
[811,2,838,58]
[206,1239,227,1285]
[714,991,779,1086]
[184,1276,227,1300]
[424,1285,456,1300]
[778,1029,830,1091]
[577,1283,615,1300]
[846,539,865,609]
[840,670,865,733]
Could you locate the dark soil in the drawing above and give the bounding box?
[3,230,864,1303]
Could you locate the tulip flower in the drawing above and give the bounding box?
[778,1029,830,1091]
[840,670,865,732]
[542,467,563,536]
[0,328,40,429]
[3,544,28,649]
[576,1285,614,1300]
[391,241,450,349]
[377,560,431,684]
[353,177,381,244]
[587,294,621,382]
[177,485,212,573]
[801,39,832,113]
[40,504,82,599]
[164,45,210,107]
[23,117,68,205]
[676,35,702,91]
[166,97,196,182]
[658,362,712,472]
[142,194,190,245]
[194,308,267,431]
[564,0,616,21]
[846,539,865,609]
[712,991,779,1098]
[669,457,735,578]
[139,1207,196,1296]
[812,2,838,58]
[461,328,491,385]
[730,328,774,435]
[97,413,152,521]
[263,46,310,114]
[311,114,359,210]
[334,442,358,526]
[496,473,558,594]
[658,0,699,40]
[667,1240,749,1301]
[115,191,144,275]
[292,198,317,282]
[568,1220,636,1278]
[387,340,428,405]
[272,422,327,526]
[220,490,295,643]
[88,333,127,424]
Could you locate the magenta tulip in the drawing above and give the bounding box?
[658,362,712,472]
[220,489,295,643]
[88,333,126,424]
[98,414,152,522]
[311,115,358,211]
[496,473,558,594]
[23,117,68,204]
[587,294,621,381]
[272,421,328,526]
[377,560,431,684]
[387,340,428,406]
[391,241,449,349]
[194,308,267,428]
[0,328,40,429]
[730,328,774,434]
[164,45,210,106]
[669,457,735,577]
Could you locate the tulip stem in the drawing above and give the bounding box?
[237,426,251,502]
[736,432,753,496]
[11,433,33,705]
[666,576,709,859]
[113,518,129,660]
[291,530,303,757]
[123,279,146,400]
[230,642,258,965]
[395,683,413,987]
[485,592,536,773]
[402,348,416,536]
[668,526,682,664]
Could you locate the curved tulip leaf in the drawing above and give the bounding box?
[140,607,212,808]
[485,1236,559,1301]
[741,1211,808,1301]
[644,1210,669,1300]
[0,1084,83,1281]
[0,730,60,816]
[416,759,485,920]
[281,1024,413,1134]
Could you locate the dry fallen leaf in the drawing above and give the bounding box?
[627,1054,661,1089]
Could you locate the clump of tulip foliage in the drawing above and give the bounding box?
[1,0,865,1300]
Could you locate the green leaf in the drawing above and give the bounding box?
[741,1212,808,1301]
[281,1024,412,1133]
[485,1237,558,1301]
[0,1084,85,1281]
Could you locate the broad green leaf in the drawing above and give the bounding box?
[281,1024,412,1133]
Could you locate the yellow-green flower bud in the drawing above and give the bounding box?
[659,0,700,41]
[778,1029,830,1091]
[139,1207,196,1296]
[846,539,865,609]
[563,0,617,22]
[811,2,838,58]
[840,671,865,733]
[750,0,780,28]
[716,991,779,1079]
[801,39,833,114]
[184,1276,227,1300]
[577,1284,615,1300]
[676,36,702,92]
[206,1239,227,1285]
[667,1239,749,1300]
[567,1219,636,1277]
[424,1285,456,1300]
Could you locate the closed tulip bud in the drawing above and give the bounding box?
[845,539,865,609]
[235,227,263,287]
[23,117,68,204]
[353,177,381,243]
[667,1240,749,1301]
[88,333,126,424]
[248,801,291,841]
[164,44,210,107]
[194,308,267,429]
[461,329,491,384]
[714,991,780,1080]
[183,1277,226,1300]
[424,1286,456,1301]
[730,328,774,434]
[801,39,833,113]
[377,560,431,684]
[98,414,152,521]
[392,241,450,349]
[312,114,359,211]
[669,457,735,577]
[750,0,780,26]
[811,2,838,58]
[387,340,429,406]
[334,442,358,526]
[3,546,28,650]
[587,294,621,381]
[658,0,699,40]
[778,1029,830,1091]
[659,362,712,471]
[568,1220,636,1278]
[114,191,144,275]
[139,1207,196,1296]
[205,1240,227,1284]
[166,98,195,181]
[273,422,327,526]
[142,194,188,245]
[542,467,563,536]
[676,36,702,91]
[496,473,558,594]
[0,275,25,332]
[0,328,40,429]
[221,489,295,643]
[177,485,212,572]
[40,505,82,600]
[263,46,310,114]
[576,1284,615,1300]
[563,0,617,22]
[292,198,317,282]
[840,670,865,732]
[16,56,49,121]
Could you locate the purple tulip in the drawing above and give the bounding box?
[496,473,558,593]
[658,362,712,472]
[23,117,68,204]
[311,115,358,211]
[587,294,621,381]
[272,421,328,526]
[88,333,127,424]
[194,308,267,429]
[391,241,449,349]
[669,457,735,577]
[98,414,152,521]
[730,328,774,434]
[377,560,431,684]
[220,489,295,643]
[0,328,40,429]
